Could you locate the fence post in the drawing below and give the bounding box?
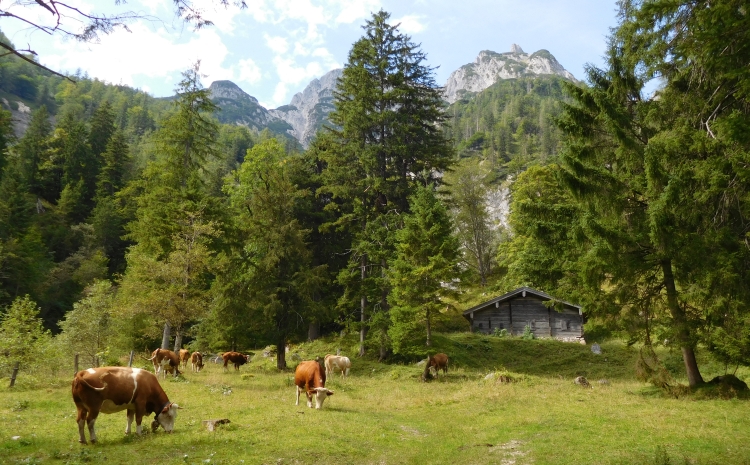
[74,353,79,375]
[9,361,19,387]
[128,350,134,367]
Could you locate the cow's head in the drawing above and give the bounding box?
[151,402,180,433]
[313,387,334,409]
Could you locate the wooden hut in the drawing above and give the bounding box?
[462,286,584,341]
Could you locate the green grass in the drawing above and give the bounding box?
[1,333,749,464]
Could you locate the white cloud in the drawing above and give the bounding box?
[234,58,262,85]
[40,21,249,92]
[393,15,426,34]
[265,34,289,54]
[332,0,381,24]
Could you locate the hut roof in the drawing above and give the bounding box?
[462,286,582,318]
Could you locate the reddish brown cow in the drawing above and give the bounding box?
[222,351,249,371]
[147,349,181,379]
[422,353,449,381]
[190,352,204,372]
[294,360,334,409]
[71,366,180,444]
[178,349,190,370]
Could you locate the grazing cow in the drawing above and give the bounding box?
[422,353,449,381]
[147,349,181,379]
[222,351,249,372]
[190,351,204,373]
[324,354,351,378]
[294,360,334,409]
[178,349,190,370]
[71,366,180,444]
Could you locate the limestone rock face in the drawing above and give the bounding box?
[269,68,342,148]
[208,80,284,131]
[443,45,577,103]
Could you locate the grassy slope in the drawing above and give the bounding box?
[1,333,749,465]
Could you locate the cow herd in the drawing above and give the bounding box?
[71,348,449,444]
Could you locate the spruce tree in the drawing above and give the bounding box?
[322,10,453,356]
[556,0,750,387]
[120,63,221,349]
[388,185,460,352]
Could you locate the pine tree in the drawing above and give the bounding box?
[388,185,460,352]
[322,10,453,356]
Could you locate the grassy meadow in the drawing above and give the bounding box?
[1,334,749,465]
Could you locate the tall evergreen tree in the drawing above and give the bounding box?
[13,106,51,196]
[556,0,750,387]
[120,63,221,349]
[88,101,116,159]
[388,185,460,352]
[322,10,453,356]
[224,138,322,369]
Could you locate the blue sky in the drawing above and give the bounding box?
[2,0,619,109]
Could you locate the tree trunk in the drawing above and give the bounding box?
[426,308,432,347]
[661,259,704,387]
[308,321,320,341]
[276,338,286,370]
[173,329,182,353]
[161,322,171,350]
[359,255,368,357]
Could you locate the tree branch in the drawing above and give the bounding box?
[0,42,74,82]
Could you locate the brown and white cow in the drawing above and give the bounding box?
[222,351,249,371]
[71,366,180,444]
[324,354,351,378]
[294,360,334,409]
[422,353,449,381]
[178,349,190,370]
[190,351,204,373]
[147,348,181,379]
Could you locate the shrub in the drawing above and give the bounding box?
[522,325,535,340]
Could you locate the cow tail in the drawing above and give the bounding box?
[79,376,107,391]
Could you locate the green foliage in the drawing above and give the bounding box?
[442,158,499,286]
[522,324,535,340]
[445,76,567,175]
[220,138,321,367]
[57,280,116,367]
[0,295,52,377]
[323,10,454,356]
[388,185,461,353]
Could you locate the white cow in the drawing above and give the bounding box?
[324,354,351,378]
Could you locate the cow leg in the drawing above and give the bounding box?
[86,412,99,443]
[76,407,88,444]
[295,386,301,406]
[306,390,313,408]
[135,409,145,435]
[125,409,134,434]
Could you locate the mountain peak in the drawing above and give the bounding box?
[444,48,577,103]
[208,80,258,104]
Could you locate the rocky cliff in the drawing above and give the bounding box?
[268,68,342,148]
[208,80,291,134]
[443,45,577,103]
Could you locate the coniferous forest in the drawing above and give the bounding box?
[1,1,750,392]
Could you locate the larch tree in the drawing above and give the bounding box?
[322,10,453,357]
[224,138,323,369]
